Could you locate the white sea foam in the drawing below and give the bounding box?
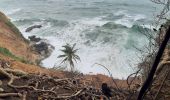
[114,10,127,16]
[144,24,156,30]
[133,14,146,21]
[114,18,133,28]
[40,17,138,78]
[42,35,136,78]
[114,11,146,28]
[78,17,109,26]
[15,14,144,79]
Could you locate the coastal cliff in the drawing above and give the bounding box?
[1,10,170,99]
[0,11,129,100]
[0,11,39,64]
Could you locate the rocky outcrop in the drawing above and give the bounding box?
[25,25,42,32]
[31,42,54,60]
[28,35,41,42]
[29,35,54,62]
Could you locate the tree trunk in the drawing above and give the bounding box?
[138,26,170,100]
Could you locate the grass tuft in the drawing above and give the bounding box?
[0,47,27,63]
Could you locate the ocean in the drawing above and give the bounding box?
[0,0,160,78]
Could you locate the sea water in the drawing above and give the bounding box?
[0,0,161,78]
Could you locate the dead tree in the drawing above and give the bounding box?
[151,0,170,24]
[137,26,170,100]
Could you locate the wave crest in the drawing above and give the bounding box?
[13,18,69,27]
[130,24,152,33]
[102,22,127,29]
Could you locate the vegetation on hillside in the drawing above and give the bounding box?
[131,0,170,99]
[0,47,26,63]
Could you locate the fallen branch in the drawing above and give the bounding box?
[127,68,141,90]
[92,63,120,91]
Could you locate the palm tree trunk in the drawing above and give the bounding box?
[137,26,170,100]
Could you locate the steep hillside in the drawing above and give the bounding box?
[0,11,38,64]
[0,11,67,78]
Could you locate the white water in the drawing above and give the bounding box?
[0,0,160,78]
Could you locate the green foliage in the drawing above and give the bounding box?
[0,47,14,57]
[58,43,80,71]
[0,47,26,63]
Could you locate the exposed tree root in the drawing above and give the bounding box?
[0,67,11,79]
[4,68,27,76]
[43,89,84,99]
[0,93,22,97]
[0,60,133,100]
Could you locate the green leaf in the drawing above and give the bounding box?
[58,55,66,58]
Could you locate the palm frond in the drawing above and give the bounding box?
[60,57,68,64]
[73,49,79,53]
[58,43,80,71]
[72,43,76,50]
[60,49,69,54]
[57,55,66,58]
[73,55,81,61]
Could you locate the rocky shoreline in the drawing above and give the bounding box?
[28,35,55,65]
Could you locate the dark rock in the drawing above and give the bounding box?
[28,35,54,64]
[25,25,42,32]
[28,35,41,42]
[153,28,157,32]
[31,41,54,61]
[32,42,48,55]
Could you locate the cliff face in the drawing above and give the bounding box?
[0,11,38,63]
[0,11,66,77]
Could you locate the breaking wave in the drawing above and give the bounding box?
[1,0,155,78]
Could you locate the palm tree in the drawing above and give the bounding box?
[58,43,80,71]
